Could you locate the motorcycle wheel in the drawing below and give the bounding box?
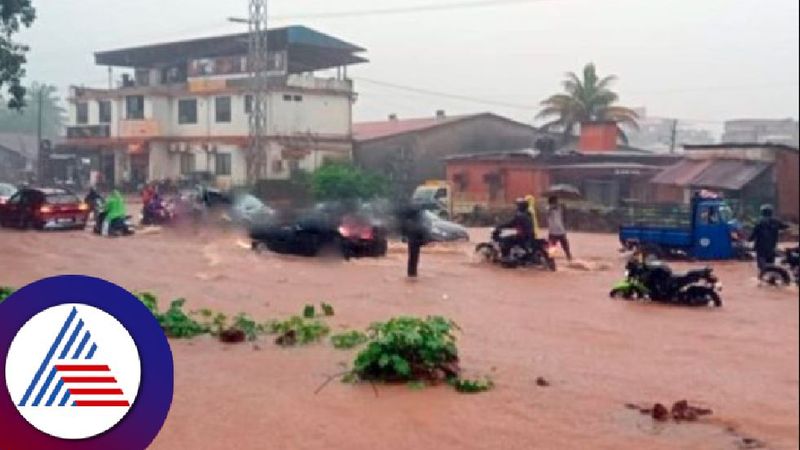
[609,288,636,300]
[475,243,498,263]
[760,267,791,286]
[684,288,722,308]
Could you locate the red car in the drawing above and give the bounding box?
[0,187,89,230]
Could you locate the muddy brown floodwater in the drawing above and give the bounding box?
[1,227,798,450]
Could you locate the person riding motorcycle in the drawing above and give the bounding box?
[497,199,535,260]
[100,190,128,236]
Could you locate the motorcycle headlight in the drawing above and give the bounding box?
[624,270,630,277]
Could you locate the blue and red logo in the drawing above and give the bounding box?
[0,276,173,449]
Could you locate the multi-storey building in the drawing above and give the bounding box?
[55,26,366,189]
[722,118,799,147]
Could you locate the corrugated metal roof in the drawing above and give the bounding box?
[691,159,770,190]
[352,115,476,142]
[651,159,714,186]
[651,159,770,190]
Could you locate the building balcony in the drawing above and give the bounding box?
[66,125,111,139]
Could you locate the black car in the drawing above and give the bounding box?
[249,202,387,258]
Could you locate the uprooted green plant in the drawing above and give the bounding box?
[331,330,368,349]
[158,299,209,338]
[269,316,331,347]
[352,316,462,383]
[0,286,15,304]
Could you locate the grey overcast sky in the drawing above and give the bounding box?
[17,0,800,125]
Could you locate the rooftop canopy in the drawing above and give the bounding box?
[95,25,367,72]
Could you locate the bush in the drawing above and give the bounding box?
[352,316,461,383]
[309,162,388,201]
[0,286,15,304]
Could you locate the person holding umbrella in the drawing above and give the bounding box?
[547,195,573,261]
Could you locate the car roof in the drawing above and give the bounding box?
[22,187,72,195]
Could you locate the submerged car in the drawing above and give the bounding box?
[227,193,276,226]
[0,183,17,205]
[422,210,470,242]
[250,203,387,258]
[0,187,89,230]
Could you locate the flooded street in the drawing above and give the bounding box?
[1,228,797,450]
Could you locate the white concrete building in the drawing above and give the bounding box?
[58,26,366,189]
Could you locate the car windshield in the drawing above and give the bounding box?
[236,194,264,210]
[718,205,734,222]
[413,188,437,202]
[46,194,80,205]
[0,184,16,196]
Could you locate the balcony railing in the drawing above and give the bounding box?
[66,125,110,139]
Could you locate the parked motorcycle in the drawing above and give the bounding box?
[475,228,557,271]
[759,246,800,286]
[610,255,722,307]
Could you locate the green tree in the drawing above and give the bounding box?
[0,82,65,137]
[0,0,36,109]
[537,63,639,143]
[309,162,389,201]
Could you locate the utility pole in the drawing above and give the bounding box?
[669,119,678,154]
[247,0,269,185]
[36,87,44,182]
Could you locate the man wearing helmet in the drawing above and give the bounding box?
[749,204,788,276]
[497,198,535,260]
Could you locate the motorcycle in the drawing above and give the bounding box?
[91,193,134,237]
[141,196,175,226]
[475,228,557,271]
[610,256,722,307]
[759,246,800,286]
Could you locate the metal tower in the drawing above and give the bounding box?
[246,0,268,184]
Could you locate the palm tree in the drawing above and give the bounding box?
[537,63,639,143]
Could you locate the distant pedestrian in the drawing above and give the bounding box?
[400,204,431,278]
[749,204,788,276]
[547,196,573,261]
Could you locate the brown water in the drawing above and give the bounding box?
[1,227,797,449]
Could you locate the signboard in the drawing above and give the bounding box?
[187,51,287,78]
[187,78,227,93]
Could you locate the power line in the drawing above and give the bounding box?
[271,0,556,20]
[353,76,537,110]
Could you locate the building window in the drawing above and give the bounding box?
[293,95,303,102]
[245,95,253,114]
[215,96,231,123]
[215,153,232,176]
[179,153,195,175]
[76,102,89,124]
[98,100,112,124]
[125,96,144,120]
[283,94,292,101]
[272,159,284,173]
[178,99,198,125]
